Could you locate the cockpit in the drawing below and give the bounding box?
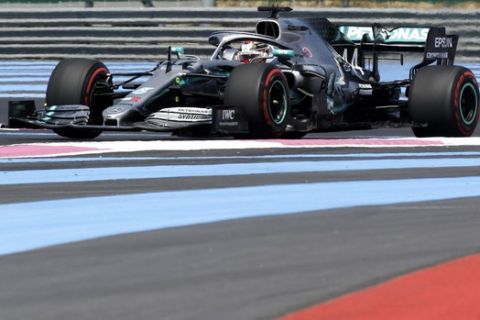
[209,32,294,64]
[219,40,274,63]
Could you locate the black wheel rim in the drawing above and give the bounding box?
[459,82,478,126]
[268,79,288,125]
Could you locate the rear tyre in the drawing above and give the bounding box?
[224,63,290,138]
[409,66,479,137]
[46,58,113,139]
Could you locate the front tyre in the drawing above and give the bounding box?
[224,63,290,137]
[46,58,113,139]
[409,66,479,137]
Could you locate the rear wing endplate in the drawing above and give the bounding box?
[422,27,458,64]
[410,27,458,78]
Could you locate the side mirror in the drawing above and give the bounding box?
[170,47,185,58]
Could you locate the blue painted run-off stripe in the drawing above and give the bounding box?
[1,176,480,256]
[1,157,480,185]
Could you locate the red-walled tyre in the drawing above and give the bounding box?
[224,63,290,137]
[409,66,479,137]
[46,58,113,139]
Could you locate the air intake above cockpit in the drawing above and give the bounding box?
[256,20,280,38]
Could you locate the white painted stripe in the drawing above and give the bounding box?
[0,93,45,98]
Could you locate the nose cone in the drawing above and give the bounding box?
[103,104,130,119]
[102,104,140,126]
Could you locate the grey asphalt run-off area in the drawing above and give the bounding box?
[1,127,480,320]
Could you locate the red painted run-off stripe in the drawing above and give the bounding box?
[280,254,480,320]
[0,144,103,158]
[0,137,450,158]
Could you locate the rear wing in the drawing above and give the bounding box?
[338,26,458,60]
[338,26,429,50]
[337,25,458,80]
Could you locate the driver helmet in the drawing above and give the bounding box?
[222,47,238,61]
[238,41,269,63]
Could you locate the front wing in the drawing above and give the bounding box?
[13,105,250,134]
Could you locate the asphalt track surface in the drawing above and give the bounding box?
[1,128,480,320]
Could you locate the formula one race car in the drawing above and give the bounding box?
[21,6,479,139]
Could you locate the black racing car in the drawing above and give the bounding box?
[22,6,479,139]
